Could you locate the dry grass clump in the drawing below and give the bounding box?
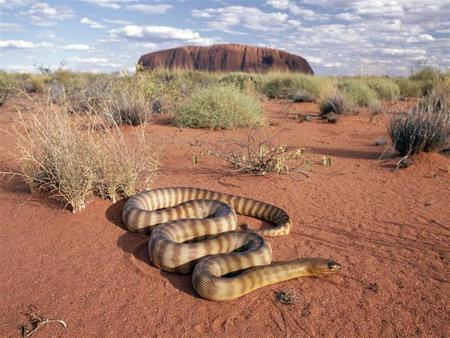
[0,71,13,106]
[388,94,449,156]
[201,129,310,176]
[12,99,158,212]
[319,93,354,115]
[175,83,263,129]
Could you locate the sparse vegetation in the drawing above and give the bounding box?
[364,77,400,101]
[199,129,310,176]
[339,79,380,108]
[260,73,335,101]
[0,71,14,106]
[175,83,263,129]
[319,93,354,115]
[388,95,450,156]
[11,98,158,212]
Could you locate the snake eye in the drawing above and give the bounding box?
[327,261,341,270]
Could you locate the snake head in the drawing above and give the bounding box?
[302,258,341,275]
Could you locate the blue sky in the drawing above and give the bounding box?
[0,0,449,75]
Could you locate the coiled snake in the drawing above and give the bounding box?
[122,187,341,301]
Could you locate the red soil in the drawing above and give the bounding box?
[0,97,449,337]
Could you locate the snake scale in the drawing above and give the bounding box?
[122,187,341,301]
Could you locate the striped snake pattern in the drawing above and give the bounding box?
[122,187,341,301]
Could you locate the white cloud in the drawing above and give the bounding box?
[265,0,324,21]
[67,56,109,64]
[103,18,133,25]
[0,40,35,49]
[110,25,215,45]
[406,34,435,43]
[26,2,74,26]
[192,6,291,32]
[0,0,31,8]
[61,44,92,50]
[126,4,172,14]
[324,62,343,68]
[83,0,121,10]
[0,22,23,32]
[336,12,361,22]
[80,17,106,29]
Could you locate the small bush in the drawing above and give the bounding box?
[260,73,335,100]
[202,129,310,175]
[388,96,450,156]
[292,90,315,103]
[219,73,258,92]
[0,72,14,106]
[395,78,424,97]
[13,100,158,212]
[339,79,379,107]
[175,84,263,129]
[104,75,153,125]
[319,93,354,115]
[365,78,400,101]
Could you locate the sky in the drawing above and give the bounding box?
[0,0,449,76]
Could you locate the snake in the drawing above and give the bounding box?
[122,187,341,301]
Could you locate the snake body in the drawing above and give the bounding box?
[122,187,340,301]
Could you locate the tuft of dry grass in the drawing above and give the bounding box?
[9,96,158,212]
[197,129,310,176]
[388,94,449,157]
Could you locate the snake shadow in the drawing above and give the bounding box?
[105,200,200,299]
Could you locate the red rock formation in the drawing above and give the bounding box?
[138,44,314,74]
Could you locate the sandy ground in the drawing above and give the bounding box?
[0,97,449,338]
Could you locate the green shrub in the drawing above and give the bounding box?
[395,78,424,97]
[388,96,449,156]
[365,78,400,101]
[175,84,263,129]
[409,67,444,95]
[0,72,14,106]
[339,79,379,107]
[261,73,335,100]
[219,73,258,92]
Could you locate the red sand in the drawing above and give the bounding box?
[0,98,449,337]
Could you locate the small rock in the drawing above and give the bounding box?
[325,112,339,123]
[375,137,386,146]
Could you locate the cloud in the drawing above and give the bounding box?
[67,56,109,64]
[0,40,35,49]
[103,18,133,25]
[82,0,121,9]
[80,17,106,29]
[61,44,92,50]
[126,4,172,14]
[0,22,23,32]
[0,40,55,50]
[110,25,215,45]
[265,0,324,21]
[0,0,31,8]
[191,6,292,32]
[26,2,74,26]
[335,12,361,22]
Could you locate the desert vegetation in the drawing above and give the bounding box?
[1,66,449,209]
[6,97,158,212]
[388,84,449,157]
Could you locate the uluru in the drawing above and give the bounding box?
[138,44,314,74]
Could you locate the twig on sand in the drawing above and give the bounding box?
[396,155,411,170]
[20,305,67,337]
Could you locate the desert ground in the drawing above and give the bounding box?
[0,93,449,338]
